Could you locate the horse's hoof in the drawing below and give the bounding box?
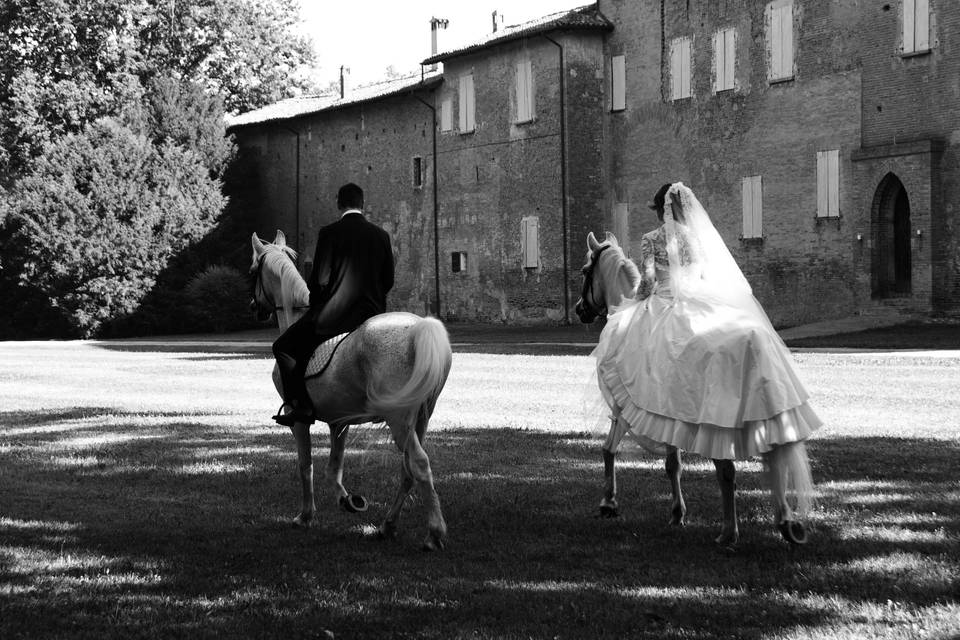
[778,520,808,545]
[422,533,446,552]
[715,530,739,546]
[339,494,368,514]
[292,514,312,529]
[669,508,686,526]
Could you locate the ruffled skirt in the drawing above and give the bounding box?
[593,291,822,460]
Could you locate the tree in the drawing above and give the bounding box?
[3,118,225,337]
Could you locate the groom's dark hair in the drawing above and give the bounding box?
[337,183,364,210]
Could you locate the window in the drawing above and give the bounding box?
[670,37,692,100]
[516,60,535,123]
[458,74,475,133]
[451,251,467,273]
[440,97,453,131]
[412,156,423,188]
[611,55,626,111]
[713,28,736,93]
[903,0,930,54]
[816,150,840,218]
[520,216,539,268]
[742,176,763,239]
[768,2,794,81]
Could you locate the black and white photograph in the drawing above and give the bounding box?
[1,1,958,638]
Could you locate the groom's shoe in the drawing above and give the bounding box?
[272,402,314,427]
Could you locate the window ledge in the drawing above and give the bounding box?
[514,117,536,126]
[769,76,795,86]
[901,48,932,59]
[815,214,843,229]
[739,236,764,246]
[459,129,475,136]
[610,107,626,113]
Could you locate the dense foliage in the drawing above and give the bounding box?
[0,0,317,338]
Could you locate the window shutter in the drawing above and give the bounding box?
[611,55,626,111]
[671,40,682,99]
[459,75,475,132]
[780,4,793,78]
[681,37,691,97]
[817,151,829,218]
[827,149,840,217]
[713,31,722,93]
[742,177,754,237]
[915,0,930,50]
[724,28,736,89]
[613,203,629,249]
[521,216,539,268]
[904,0,916,52]
[516,60,534,122]
[441,97,452,131]
[752,176,763,237]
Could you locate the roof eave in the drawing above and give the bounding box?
[422,22,613,65]
[227,75,443,132]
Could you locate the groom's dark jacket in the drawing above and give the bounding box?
[306,211,394,335]
[274,211,394,368]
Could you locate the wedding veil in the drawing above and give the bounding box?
[663,182,755,310]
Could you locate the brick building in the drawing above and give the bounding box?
[229,1,960,327]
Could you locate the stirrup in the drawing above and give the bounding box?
[272,403,313,427]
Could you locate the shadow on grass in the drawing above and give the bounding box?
[0,409,957,639]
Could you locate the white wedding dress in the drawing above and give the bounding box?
[593,183,822,460]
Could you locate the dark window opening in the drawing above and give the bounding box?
[413,156,424,188]
[451,251,467,273]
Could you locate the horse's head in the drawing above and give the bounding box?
[249,230,289,323]
[575,231,636,324]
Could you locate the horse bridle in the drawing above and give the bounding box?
[578,244,610,319]
[249,252,309,317]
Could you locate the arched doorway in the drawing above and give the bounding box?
[871,173,912,298]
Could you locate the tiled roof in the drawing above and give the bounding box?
[226,71,443,130]
[422,4,613,65]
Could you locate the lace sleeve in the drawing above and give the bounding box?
[636,233,656,300]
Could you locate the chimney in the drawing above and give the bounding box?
[339,65,350,99]
[429,17,449,71]
[492,10,503,33]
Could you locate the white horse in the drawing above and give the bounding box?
[575,231,813,546]
[250,230,452,550]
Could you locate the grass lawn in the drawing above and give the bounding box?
[0,341,958,639]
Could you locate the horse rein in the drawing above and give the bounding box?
[579,244,610,319]
[250,252,309,316]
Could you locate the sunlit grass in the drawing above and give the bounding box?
[0,341,958,638]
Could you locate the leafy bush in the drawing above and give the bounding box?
[3,118,225,337]
[183,265,251,333]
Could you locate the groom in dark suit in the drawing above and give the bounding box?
[271,183,395,426]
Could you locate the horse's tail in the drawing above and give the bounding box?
[367,317,452,418]
[768,441,815,517]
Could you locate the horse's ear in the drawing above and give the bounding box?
[251,232,265,254]
[604,231,618,247]
[274,230,286,247]
[587,232,600,251]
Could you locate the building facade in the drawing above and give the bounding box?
[229,1,960,327]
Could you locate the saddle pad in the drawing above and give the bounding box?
[304,332,350,379]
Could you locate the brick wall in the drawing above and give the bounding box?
[597,0,960,323]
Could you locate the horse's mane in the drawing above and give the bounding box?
[262,243,310,320]
[597,234,641,306]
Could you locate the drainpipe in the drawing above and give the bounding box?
[281,124,301,254]
[413,89,442,317]
[543,34,571,324]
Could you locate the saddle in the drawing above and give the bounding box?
[304,332,351,380]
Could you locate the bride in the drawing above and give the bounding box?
[587,181,821,545]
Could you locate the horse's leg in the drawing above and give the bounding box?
[403,412,446,551]
[713,459,739,545]
[599,444,620,517]
[665,446,686,526]
[379,455,414,540]
[766,448,809,545]
[289,422,315,528]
